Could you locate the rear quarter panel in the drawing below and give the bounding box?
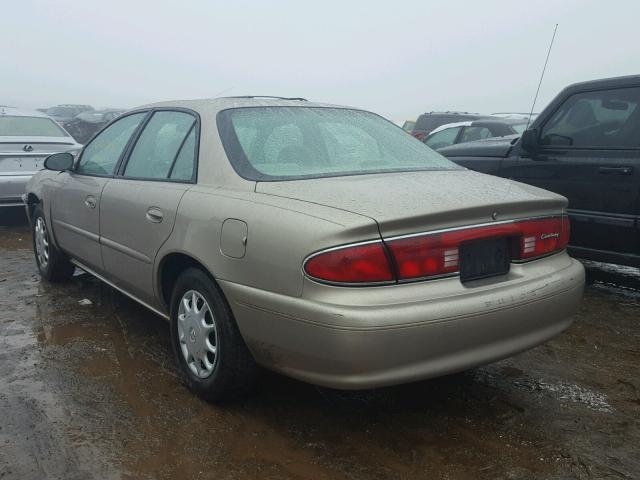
[155,187,380,300]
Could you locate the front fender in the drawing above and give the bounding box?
[25,170,68,250]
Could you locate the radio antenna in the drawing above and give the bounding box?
[524,23,558,131]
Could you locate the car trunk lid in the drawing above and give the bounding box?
[0,137,77,175]
[255,170,567,238]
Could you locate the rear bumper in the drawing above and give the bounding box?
[0,174,31,207]
[221,254,585,389]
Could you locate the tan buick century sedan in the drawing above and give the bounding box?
[25,97,585,401]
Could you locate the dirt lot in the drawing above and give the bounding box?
[1,210,639,480]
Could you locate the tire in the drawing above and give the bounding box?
[31,204,75,282]
[169,268,258,402]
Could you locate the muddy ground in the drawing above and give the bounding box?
[0,210,638,480]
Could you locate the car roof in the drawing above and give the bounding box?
[50,104,93,108]
[563,74,640,92]
[0,106,51,118]
[136,96,346,115]
[126,97,381,189]
[418,111,483,116]
[491,112,536,118]
[470,118,527,127]
[82,108,125,114]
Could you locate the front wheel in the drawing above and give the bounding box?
[169,268,258,402]
[32,204,75,282]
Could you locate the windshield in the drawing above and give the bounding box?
[218,107,462,181]
[0,116,69,137]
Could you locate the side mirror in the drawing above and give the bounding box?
[44,152,74,171]
[520,128,539,152]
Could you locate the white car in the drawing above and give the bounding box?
[0,107,81,207]
[423,118,529,150]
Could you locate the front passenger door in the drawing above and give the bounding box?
[51,112,147,272]
[509,86,640,257]
[99,110,198,308]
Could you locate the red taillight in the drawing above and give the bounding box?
[514,216,570,260]
[387,233,460,279]
[304,242,394,284]
[304,216,570,285]
[387,216,570,281]
[387,223,517,280]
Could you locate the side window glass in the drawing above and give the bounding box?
[425,127,461,149]
[124,111,196,179]
[169,127,197,180]
[541,87,640,148]
[76,113,146,176]
[460,126,492,143]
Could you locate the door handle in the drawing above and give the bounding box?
[598,166,633,175]
[146,207,164,223]
[84,196,97,209]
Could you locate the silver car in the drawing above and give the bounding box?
[1,107,81,207]
[24,97,585,401]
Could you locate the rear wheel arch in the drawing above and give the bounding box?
[26,193,41,216]
[158,252,220,310]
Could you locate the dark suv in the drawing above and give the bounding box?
[411,111,493,141]
[439,75,640,267]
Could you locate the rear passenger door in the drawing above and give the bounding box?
[511,86,640,258]
[99,109,199,307]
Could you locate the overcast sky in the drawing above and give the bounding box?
[2,0,639,121]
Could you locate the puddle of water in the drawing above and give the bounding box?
[0,224,30,250]
[533,381,613,413]
[474,370,614,413]
[582,259,640,294]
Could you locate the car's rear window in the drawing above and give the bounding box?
[218,107,462,181]
[511,122,528,134]
[0,116,69,137]
[76,112,105,123]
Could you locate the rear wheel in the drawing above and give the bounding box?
[169,268,258,402]
[32,204,75,282]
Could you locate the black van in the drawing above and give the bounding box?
[439,75,640,267]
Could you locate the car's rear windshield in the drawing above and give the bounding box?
[0,116,69,137]
[77,112,107,123]
[218,107,462,181]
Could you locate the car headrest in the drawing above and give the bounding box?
[567,100,597,128]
